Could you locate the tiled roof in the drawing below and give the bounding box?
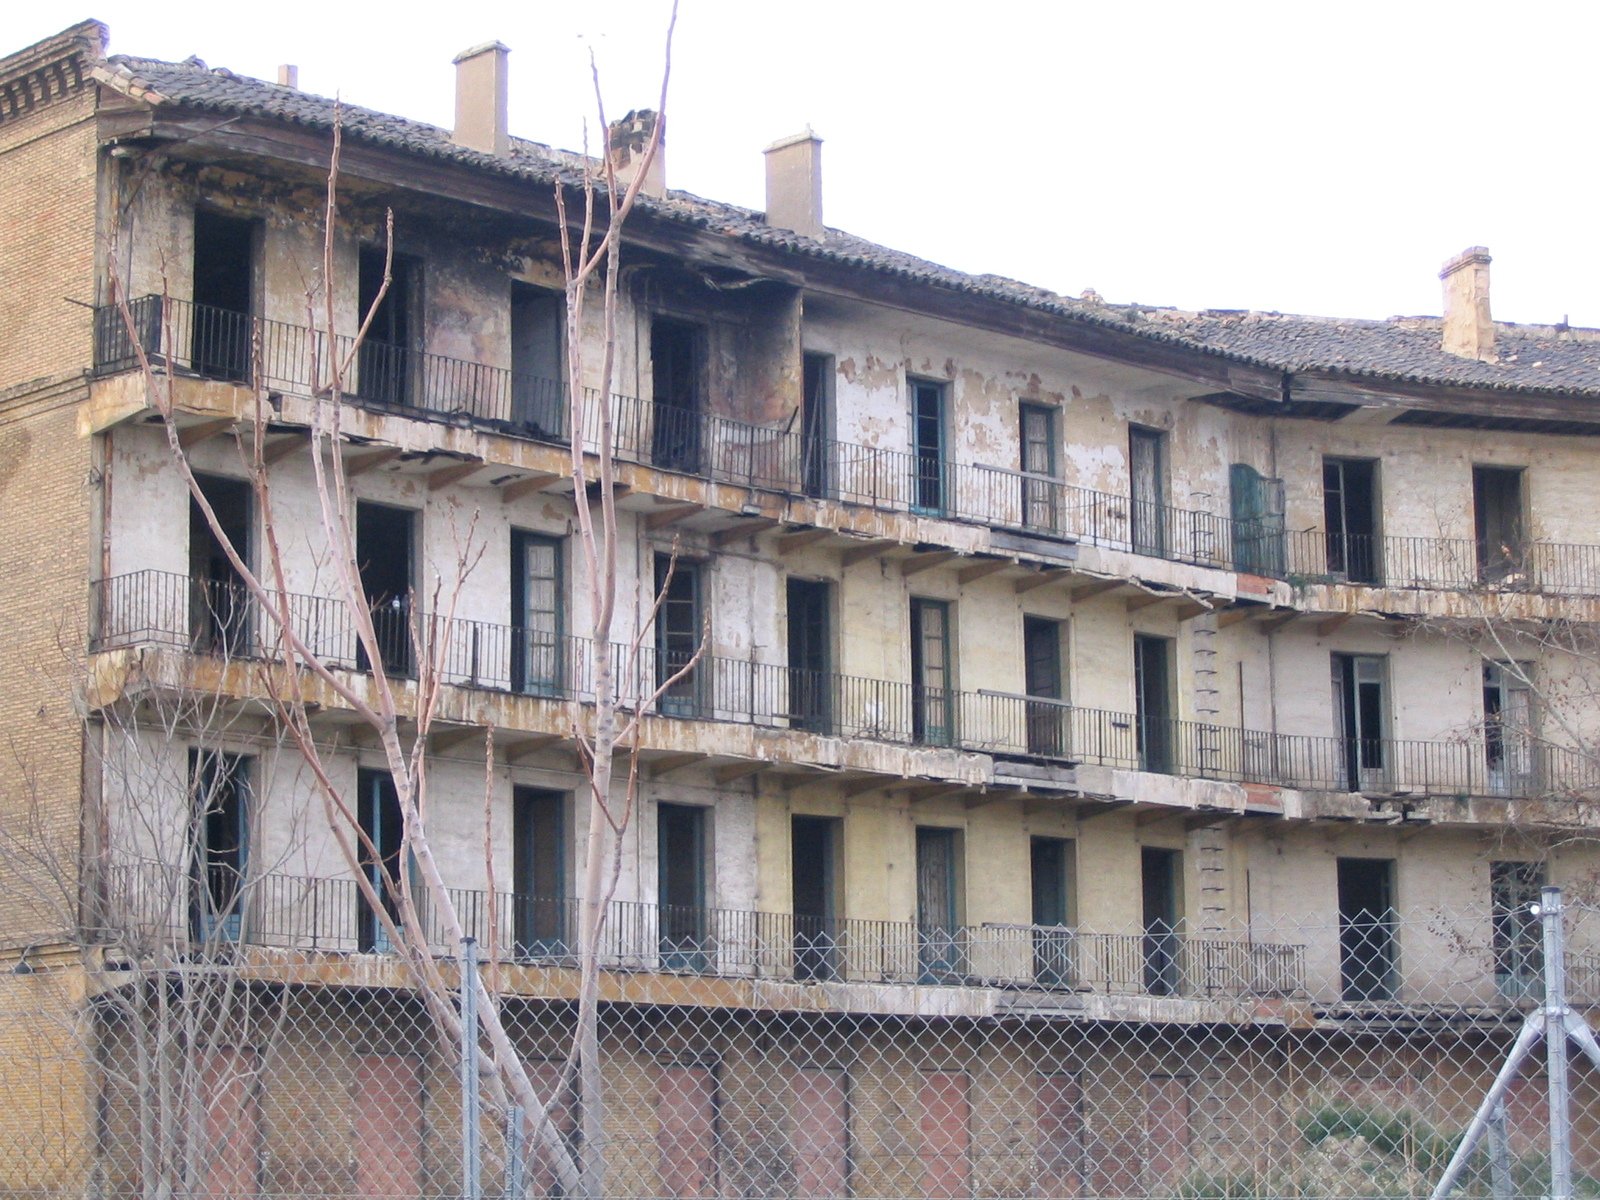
[98,53,1600,402]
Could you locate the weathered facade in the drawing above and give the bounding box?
[7,18,1600,1200]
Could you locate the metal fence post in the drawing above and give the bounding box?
[1486,1096,1514,1200]
[461,936,482,1200]
[1543,884,1573,1200]
[504,1104,525,1200]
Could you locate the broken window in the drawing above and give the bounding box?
[910,598,954,746]
[1128,426,1168,557]
[1323,458,1380,584]
[512,787,568,957]
[657,802,709,971]
[357,246,422,407]
[1484,661,1537,795]
[191,210,257,382]
[909,380,949,514]
[1019,403,1059,532]
[188,749,251,945]
[655,554,705,716]
[1474,465,1527,583]
[1491,860,1546,998]
[510,282,564,438]
[651,318,706,473]
[1331,653,1387,791]
[511,532,564,695]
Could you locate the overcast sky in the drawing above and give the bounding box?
[20,1,1600,326]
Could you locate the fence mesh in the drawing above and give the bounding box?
[2,895,1599,1200]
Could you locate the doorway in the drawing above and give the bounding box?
[1141,847,1181,995]
[910,380,948,514]
[356,769,404,953]
[1019,403,1058,532]
[355,502,416,676]
[1474,466,1526,583]
[189,473,253,656]
[1129,427,1167,557]
[651,318,705,473]
[658,803,708,971]
[801,353,833,498]
[787,579,832,733]
[512,788,567,957]
[188,750,251,944]
[1331,653,1387,791]
[191,210,256,382]
[655,554,705,716]
[509,282,564,437]
[1323,458,1380,584]
[1134,635,1174,774]
[1484,661,1536,795]
[791,816,841,981]
[911,599,954,746]
[1336,857,1396,1001]
[357,246,420,407]
[916,827,964,981]
[511,532,563,695]
[1023,617,1066,757]
[1030,836,1075,987]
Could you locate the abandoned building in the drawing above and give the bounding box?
[7,16,1600,1200]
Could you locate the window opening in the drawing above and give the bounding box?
[1336,857,1396,1001]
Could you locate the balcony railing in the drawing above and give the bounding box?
[91,570,1600,799]
[91,296,1600,594]
[102,863,1305,1000]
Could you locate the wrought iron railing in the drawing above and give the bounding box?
[90,570,1600,799]
[91,296,1600,595]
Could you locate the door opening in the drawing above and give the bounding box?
[1332,653,1387,791]
[910,599,954,746]
[357,246,420,407]
[189,473,253,656]
[787,579,833,733]
[511,532,564,695]
[651,318,705,473]
[801,354,834,499]
[1023,617,1066,757]
[510,282,564,438]
[189,750,251,944]
[1484,661,1536,795]
[658,803,708,971]
[1134,635,1174,774]
[1129,427,1168,557]
[791,816,840,981]
[1019,403,1058,532]
[513,788,567,957]
[191,210,256,382]
[656,555,705,716]
[357,769,404,953]
[355,502,416,677]
[1030,836,1075,987]
[1336,857,1396,1001]
[910,381,948,514]
[1141,847,1181,995]
[1322,458,1380,584]
[1474,466,1526,583]
[916,826,964,981]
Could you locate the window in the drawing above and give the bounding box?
[909,380,948,514]
[910,598,954,746]
[1331,654,1388,791]
[655,554,705,716]
[1019,403,1058,532]
[1491,860,1546,999]
[1323,458,1380,584]
[1484,662,1537,795]
[188,750,251,945]
[512,532,564,695]
[651,318,706,473]
[1128,426,1167,556]
[510,282,564,438]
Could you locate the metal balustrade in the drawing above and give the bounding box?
[93,295,1600,595]
[90,570,1600,798]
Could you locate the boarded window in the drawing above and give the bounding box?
[919,1070,971,1200]
[1034,1072,1084,1198]
[200,1046,260,1197]
[657,1064,717,1198]
[1143,1074,1192,1190]
[354,1054,423,1200]
[791,1068,850,1198]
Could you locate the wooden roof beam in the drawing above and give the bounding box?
[500,471,565,502]
[901,550,959,578]
[646,503,705,530]
[345,447,402,476]
[957,558,1013,585]
[776,528,834,555]
[427,460,485,491]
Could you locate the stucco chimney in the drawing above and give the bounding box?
[1440,246,1495,361]
[452,41,510,157]
[764,128,824,239]
[608,110,665,199]
[276,64,298,89]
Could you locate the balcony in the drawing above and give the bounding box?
[91,297,1600,598]
[91,570,1600,801]
[104,863,1305,1003]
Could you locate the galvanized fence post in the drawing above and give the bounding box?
[461,936,482,1200]
[1543,884,1573,1200]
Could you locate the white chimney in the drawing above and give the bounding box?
[276,64,298,89]
[764,128,824,238]
[1440,246,1495,361]
[452,41,510,157]
[608,110,665,199]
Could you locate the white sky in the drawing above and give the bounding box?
[19,0,1600,326]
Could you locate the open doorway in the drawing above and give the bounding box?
[1030,836,1075,987]
[1323,458,1380,584]
[787,579,833,733]
[191,210,257,382]
[791,816,841,981]
[1331,654,1387,791]
[1337,857,1396,1001]
[510,282,564,437]
[357,246,421,406]
[651,318,705,473]
[356,769,404,953]
[1142,847,1182,995]
[189,473,252,656]
[355,502,416,676]
[512,788,568,958]
[1474,466,1526,583]
[1134,635,1174,774]
[658,803,709,971]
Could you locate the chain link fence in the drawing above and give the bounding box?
[1,891,1598,1200]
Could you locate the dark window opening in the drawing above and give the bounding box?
[355,502,416,677]
[801,354,834,499]
[651,318,705,473]
[658,803,708,971]
[191,210,257,382]
[1332,653,1387,791]
[1336,857,1396,1002]
[910,381,948,514]
[189,473,253,657]
[1023,616,1066,757]
[916,826,965,981]
[1474,465,1527,583]
[1129,427,1167,557]
[791,815,841,981]
[910,598,954,746]
[1020,403,1058,532]
[1134,635,1173,774]
[511,532,564,695]
[512,787,568,957]
[1141,847,1181,995]
[655,554,705,716]
[357,246,421,407]
[357,769,404,953]
[188,750,251,945]
[1491,860,1546,999]
[1030,836,1075,987]
[1323,458,1380,584]
[510,282,565,438]
[787,578,832,733]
